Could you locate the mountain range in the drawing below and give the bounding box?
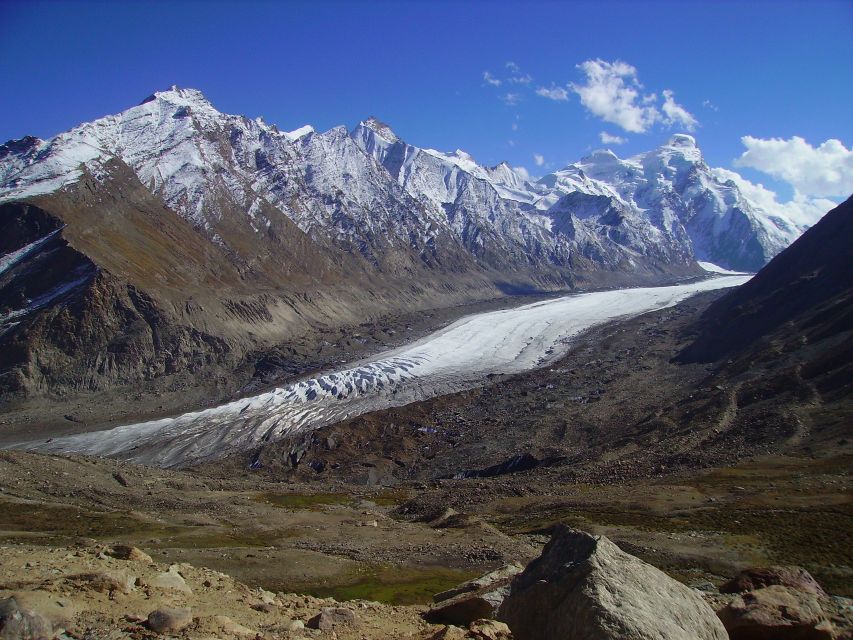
[0,87,812,404]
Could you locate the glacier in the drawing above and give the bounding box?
[17,275,750,467]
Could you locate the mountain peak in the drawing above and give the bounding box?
[359,117,399,143]
[580,148,621,165]
[138,86,217,113]
[666,133,697,148]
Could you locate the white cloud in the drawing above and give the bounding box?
[569,59,661,133]
[599,131,627,145]
[533,153,545,167]
[483,71,502,87]
[503,92,521,106]
[514,165,531,180]
[734,136,853,198]
[505,61,520,73]
[714,167,836,227]
[702,99,719,111]
[569,59,701,134]
[509,73,533,85]
[536,85,569,101]
[661,89,697,131]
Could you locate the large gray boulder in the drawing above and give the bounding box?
[497,526,728,640]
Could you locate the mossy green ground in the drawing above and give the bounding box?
[299,566,479,606]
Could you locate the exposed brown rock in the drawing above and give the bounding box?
[146,607,193,634]
[307,606,357,631]
[424,564,521,626]
[716,585,834,640]
[0,597,53,640]
[720,566,827,597]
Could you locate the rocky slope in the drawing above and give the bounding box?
[680,195,852,362]
[0,87,812,412]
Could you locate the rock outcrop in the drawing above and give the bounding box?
[497,526,728,640]
[0,597,53,640]
[720,566,828,597]
[716,585,834,640]
[146,607,193,634]
[424,564,522,626]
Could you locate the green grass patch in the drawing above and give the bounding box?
[254,492,353,510]
[371,489,411,507]
[0,499,167,540]
[300,566,479,606]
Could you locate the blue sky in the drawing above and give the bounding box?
[1,0,851,217]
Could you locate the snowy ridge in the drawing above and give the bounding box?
[0,228,64,277]
[0,87,813,272]
[18,276,750,467]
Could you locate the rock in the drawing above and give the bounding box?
[8,592,78,631]
[469,619,513,639]
[424,586,510,626]
[720,566,827,597]
[283,619,304,632]
[107,545,153,565]
[716,585,834,639]
[0,597,53,640]
[434,564,524,603]
[497,526,728,640]
[212,615,257,638]
[430,626,468,640]
[424,563,523,626]
[306,607,357,631]
[67,571,136,594]
[146,607,193,634]
[146,565,192,593]
[257,588,276,605]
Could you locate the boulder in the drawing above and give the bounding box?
[0,597,53,640]
[469,619,513,639]
[497,526,728,640]
[424,565,522,626]
[434,564,524,603]
[430,626,469,640]
[146,607,193,634]
[716,584,834,639]
[66,571,136,594]
[146,565,192,594]
[107,545,153,565]
[720,566,827,597]
[212,615,257,638]
[307,607,357,631]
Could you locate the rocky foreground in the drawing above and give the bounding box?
[2,526,850,639]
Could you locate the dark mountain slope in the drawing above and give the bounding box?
[679,196,853,363]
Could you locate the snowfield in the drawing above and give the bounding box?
[19,276,750,467]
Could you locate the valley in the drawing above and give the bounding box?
[0,77,849,639]
[1,284,850,639]
[13,275,749,467]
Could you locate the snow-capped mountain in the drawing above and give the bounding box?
[353,119,803,272]
[543,135,802,271]
[1,87,802,277]
[0,87,818,401]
